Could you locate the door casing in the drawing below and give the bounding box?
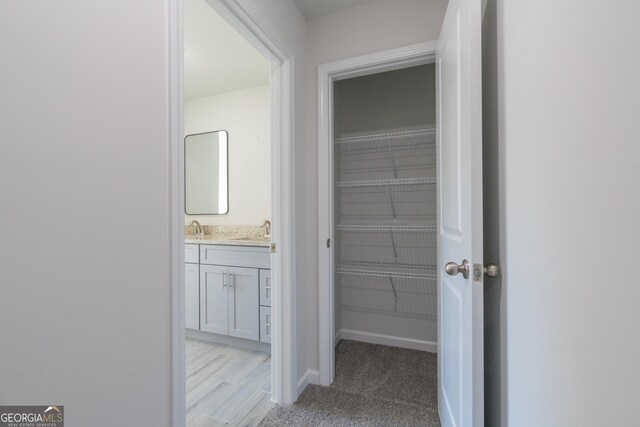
[168,1,298,426]
[317,41,438,386]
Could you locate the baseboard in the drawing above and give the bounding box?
[297,369,319,397]
[186,329,271,353]
[337,329,437,353]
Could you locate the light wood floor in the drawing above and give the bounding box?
[186,337,274,427]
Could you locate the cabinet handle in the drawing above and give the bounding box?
[222,271,228,289]
[229,273,234,288]
[265,277,271,289]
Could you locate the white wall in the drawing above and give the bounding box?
[303,0,448,377]
[483,0,640,425]
[0,1,172,426]
[184,85,271,226]
[238,0,309,395]
[0,0,308,423]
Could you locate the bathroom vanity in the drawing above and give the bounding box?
[185,240,272,349]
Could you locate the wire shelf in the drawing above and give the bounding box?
[336,177,436,188]
[336,224,436,233]
[339,284,437,320]
[335,128,436,145]
[337,261,437,280]
[334,128,438,321]
[336,129,436,181]
[337,180,436,223]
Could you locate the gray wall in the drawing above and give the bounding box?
[334,64,436,135]
[0,1,172,425]
[0,0,307,423]
[482,0,640,425]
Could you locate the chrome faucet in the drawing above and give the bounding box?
[261,220,271,238]
[188,220,204,236]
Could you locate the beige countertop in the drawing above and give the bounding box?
[184,236,271,248]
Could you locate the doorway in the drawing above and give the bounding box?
[317,43,440,426]
[183,0,274,423]
[318,41,439,386]
[318,1,487,422]
[169,0,297,426]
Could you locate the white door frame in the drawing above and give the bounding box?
[168,1,298,425]
[317,41,438,386]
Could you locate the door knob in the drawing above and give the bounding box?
[445,259,469,279]
[472,263,501,281]
[483,263,500,278]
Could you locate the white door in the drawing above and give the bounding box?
[437,0,484,425]
[185,263,200,330]
[227,266,260,341]
[200,265,228,335]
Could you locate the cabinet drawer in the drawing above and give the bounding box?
[200,244,270,269]
[259,270,272,307]
[185,244,199,264]
[260,306,272,344]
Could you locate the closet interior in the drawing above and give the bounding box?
[333,64,438,351]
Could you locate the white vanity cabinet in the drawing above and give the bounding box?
[227,266,260,340]
[200,264,260,340]
[185,244,200,331]
[200,265,229,335]
[186,243,271,345]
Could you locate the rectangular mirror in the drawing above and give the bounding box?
[185,130,229,215]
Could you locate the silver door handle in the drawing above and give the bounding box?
[222,271,228,289]
[445,259,469,279]
[484,263,500,278]
[229,273,234,288]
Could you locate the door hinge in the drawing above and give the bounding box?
[326,238,331,248]
[270,243,276,253]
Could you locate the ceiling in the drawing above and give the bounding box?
[292,0,380,20]
[184,0,270,100]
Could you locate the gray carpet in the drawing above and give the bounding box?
[259,340,440,427]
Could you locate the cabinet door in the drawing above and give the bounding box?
[260,306,272,344]
[185,263,200,330]
[228,267,259,341]
[200,265,228,335]
[259,269,272,307]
